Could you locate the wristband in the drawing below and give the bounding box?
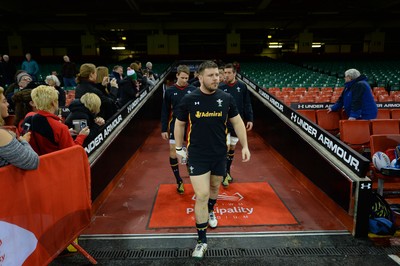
[176,147,182,151]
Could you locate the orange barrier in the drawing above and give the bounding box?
[0,146,92,265]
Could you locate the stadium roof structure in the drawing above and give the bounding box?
[1,0,400,55]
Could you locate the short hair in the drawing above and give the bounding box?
[45,75,61,87]
[176,65,190,76]
[31,85,59,111]
[113,65,122,71]
[197,60,218,75]
[80,93,101,114]
[77,63,96,82]
[224,63,236,73]
[344,69,361,80]
[130,63,140,71]
[96,66,109,83]
[146,62,152,68]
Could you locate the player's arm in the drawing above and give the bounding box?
[230,114,250,162]
[244,87,254,131]
[174,118,187,158]
[161,90,171,139]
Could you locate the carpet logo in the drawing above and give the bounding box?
[148,182,298,228]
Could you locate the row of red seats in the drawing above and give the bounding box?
[298,109,400,136]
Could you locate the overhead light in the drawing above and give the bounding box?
[268,35,272,39]
[312,42,324,48]
[121,37,127,40]
[268,42,282,48]
[112,47,126,50]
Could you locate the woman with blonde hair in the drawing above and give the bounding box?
[0,86,39,169]
[22,85,90,155]
[65,92,105,138]
[75,63,117,120]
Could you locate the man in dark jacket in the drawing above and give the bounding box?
[117,69,139,107]
[61,55,77,87]
[328,68,377,120]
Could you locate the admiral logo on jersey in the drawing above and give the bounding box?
[195,111,223,118]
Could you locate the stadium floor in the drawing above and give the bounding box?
[51,125,400,265]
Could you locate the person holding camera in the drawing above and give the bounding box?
[65,92,105,140]
[21,85,90,155]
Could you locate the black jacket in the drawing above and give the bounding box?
[75,80,117,120]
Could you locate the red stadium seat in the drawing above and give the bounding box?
[298,110,316,123]
[370,119,400,135]
[339,120,371,153]
[391,109,400,119]
[316,110,340,134]
[376,109,391,119]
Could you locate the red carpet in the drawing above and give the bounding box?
[148,182,298,228]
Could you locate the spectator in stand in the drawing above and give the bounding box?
[142,69,156,87]
[21,85,89,155]
[61,55,77,88]
[0,86,39,169]
[21,53,39,81]
[65,92,105,139]
[328,68,377,120]
[95,66,118,101]
[45,75,66,107]
[6,71,33,112]
[131,62,148,92]
[75,63,118,120]
[111,65,124,83]
[117,69,139,107]
[11,89,36,135]
[1,55,17,87]
[145,61,158,80]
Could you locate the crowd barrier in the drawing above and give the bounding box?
[0,146,92,265]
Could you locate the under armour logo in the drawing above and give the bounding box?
[174,92,177,95]
[194,101,200,105]
[360,183,372,190]
[217,99,223,107]
[290,112,297,121]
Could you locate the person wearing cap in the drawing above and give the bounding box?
[5,71,33,112]
[75,63,118,120]
[117,68,140,107]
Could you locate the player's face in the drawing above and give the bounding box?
[199,68,219,93]
[224,68,236,83]
[219,70,225,83]
[176,72,189,86]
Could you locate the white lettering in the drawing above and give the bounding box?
[84,133,104,154]
[317,133,360,172]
